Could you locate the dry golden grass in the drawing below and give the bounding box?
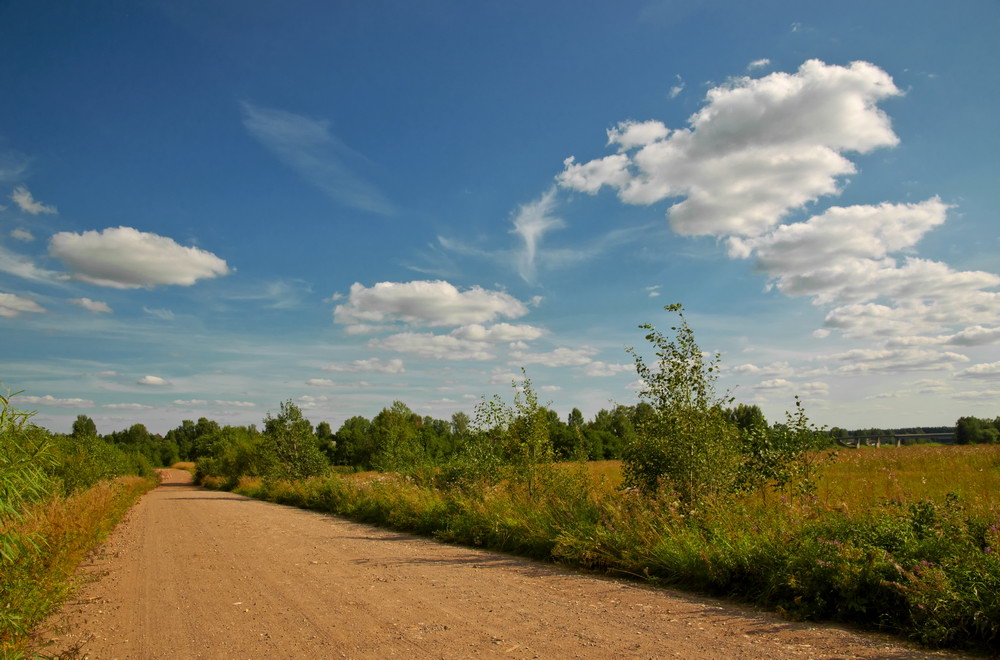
[2,476,156,657]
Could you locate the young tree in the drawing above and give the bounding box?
[263,401,327,480]
[623,304,741,503]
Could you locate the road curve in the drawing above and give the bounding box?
[39,469,959,659]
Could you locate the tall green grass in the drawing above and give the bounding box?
[210,446,1000,651]
[0,393,158,659]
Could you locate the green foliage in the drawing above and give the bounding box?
[0,392,55,563]
[956,415,1000,445]
[70,414,97,439]
[623,304,741,503]
[47,434,153,495]
[441,373,553,491]
[195,425,271,487]
[370,401,424,472]
[333,415,375,468]
[0,391,155,655]
[219,445,1000,652]
[736,398,831,498]
[263,400,328,480]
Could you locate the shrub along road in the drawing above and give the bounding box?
[38,469,960,659]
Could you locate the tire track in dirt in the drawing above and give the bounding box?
[38,469,965,659]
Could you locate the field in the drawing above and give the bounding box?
[208,444,1000,650]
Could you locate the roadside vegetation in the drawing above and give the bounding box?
[0,393,157,659]
[5,305,999,653]
[202,305,1000,651]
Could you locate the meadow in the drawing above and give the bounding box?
[204,445,1000,651]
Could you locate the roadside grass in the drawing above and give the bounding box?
[170,461,197,476]
[1,475,157,659]
[204,445,1000,651]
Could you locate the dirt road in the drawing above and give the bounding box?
[39,469,960,659]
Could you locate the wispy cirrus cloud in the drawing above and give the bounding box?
[511,188,564,283]
[19,394,94,408]
[11,185,57,215]
[241,102,394,215]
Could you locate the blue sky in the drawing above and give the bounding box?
[2,0,998,434]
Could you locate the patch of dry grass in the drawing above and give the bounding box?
[1,476,157,658]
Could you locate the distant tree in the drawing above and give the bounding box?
[956,416,984,444]
[727,403,767,432]
[370,401,423,472]
[263,401,327,480]
[334,416,374,468]
[567,408,584,428]
[315,421,336,460]
[450,411,470,439]
[71,414,97,439]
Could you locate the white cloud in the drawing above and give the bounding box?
[18,394,94,408]
[831,348,969,374]
[540,384,562,392]
[583,361,634,377]
[956,361,1000,380]
[450,323,544,343]
[947,326,1000,347]
[753,378,794,391]
[371,332,494,361]
[747,58,771,70]
[143,306,175,321]
[50,226,229,289]
[489,367,523,385]
[800,381,830,396]
[241,101,394,215]
[729,199,948,291]
[137,375,170,386]
[305,378,337,387]
[324,357,405,374]
[214,400,256,407]
[334,280,529,328]
[10,228,33,242]
[11,186,57,215]
[669,75,685,99]
[0,244,64,285]
[559,60,901,237]
[71,297,112,314]
[104,403,153,410]
[606,120,671,151]
[510,346,599,367]
[296,394,330,410]
[173,399,208,406]
[0,292,45,318]
[645,285,661,298]
[952,389,1000,401]
[732,361,793,378]
[511,188,565,283]
[96,370,119,377]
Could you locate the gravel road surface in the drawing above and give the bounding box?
[39,469,964,659]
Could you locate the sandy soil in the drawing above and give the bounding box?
[37,469,967,659]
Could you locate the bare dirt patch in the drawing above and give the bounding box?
[38,469,966,658]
